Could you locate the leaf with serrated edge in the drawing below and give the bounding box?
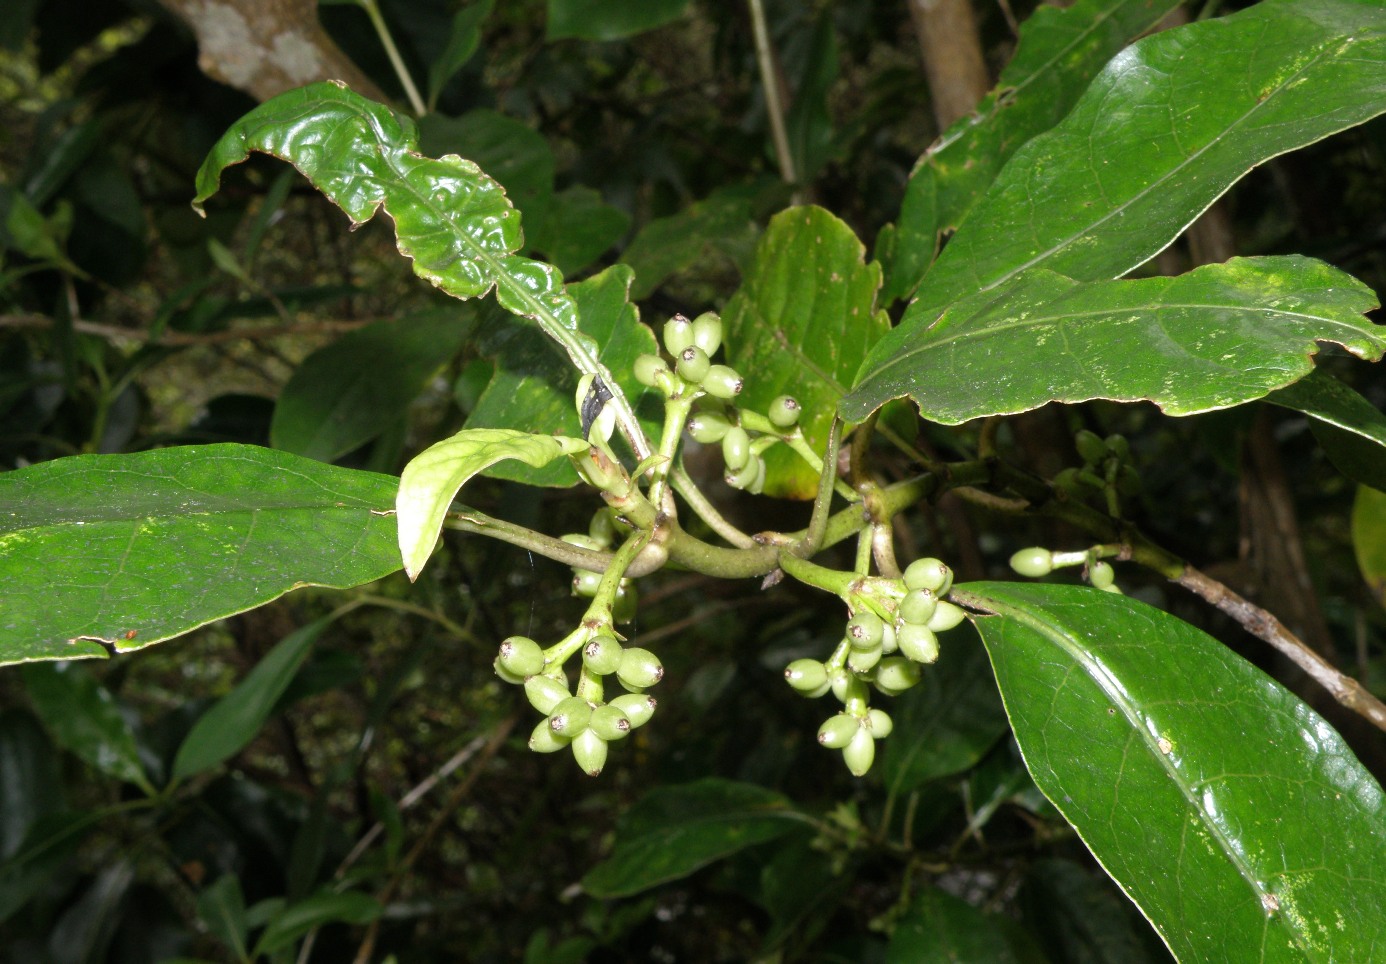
[844,256,1383,424]
[396,428,588,579]
[955,581,1386,963]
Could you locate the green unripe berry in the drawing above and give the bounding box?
[1089,560,1115,590]
[1053,466,1099,498]
[898,589,938,626]
[1100,582,1124,594]
[830,669,867,704]
[497,636,545,678]
[1116,464,1141,495]
[610,693,656,728]
[573,570,603,597]
[529,718,571,753]
[613,582,637,624]
[784,658,829,695]
[721,426,752,471]
[903,558,951,593]
[676,345,711,383]
[663,314,694,355]
[897,623,940,664]
[847,644,883,674]
[590,704,632,741]
[1010,547,1054,578]
[493,659,525,685]
[846,611,886,650]
[702,365,743,399]
[561,533,604,551]
[548,696,592,737]
[1075,429,1108,465]
[867,708,893,738]
[582,634,624,676]
[571,729,608,777]
[690,311,723,356]
[880,621,897,654]
[525,675,570,715]
[634,353,669,389]
[873,657,922,695]
[818,714,860,749]
[926,601,967,633]
[588,509,617,547]
[842,727,876,777]
[768,395,801,429]
[688,410,731,444]
[617,647,664,691]
[724,456,764,492]
[1106,433,1130,462]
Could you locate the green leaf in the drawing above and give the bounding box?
[466,265,659,486]
[532,185,631,276]
[0,710,61,859]
[270,309,473,462]
[21,662,152,792]
[581,778,805,898]
[619,186,761,301]
[887,886,1027,964]
[196,874,248,961]
[724,206,886,496]
[1352,485,1386,609]
[844,256,1383,424]
[1019,859,1170,964]
[880,0,1181,303]
[757,832,846,953]
[397,428,588,579]
[881,0,1386,345]
[171,617,330,782]
[784,12,837,184]
[546,0,690,41]
[955,581,1386,963]
[426,0,494,110]
[0,812,93,925]
[250,889,380,957]
[1267,368,1386,490]
[0,444,401,665]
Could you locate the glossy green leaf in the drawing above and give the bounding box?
[955,581,1386,963]
[1267,368,1386,490]
[1019,859,1170,964]
[844,256,1383,424]
[880,0,1181,303]
[1352,485,1386,608]
[426,0,494,109]
[757,832,844,953]
[397,428,588,579]
[465,265,659,486]
[270,309,473,462]
[251,889,380,957]
[868,0,1386,375]
[21,662,152,793]
[172,617,329,781]
[0,710,60,859]
[581,778,806,898]
[619,186,761,301]
[887,886,1026,964]
[532,185,631,276]
[881,625,1008,798]
[196,875,248,961]
[0,444,401,665]
[546,0,690,41]
[724,206,887,496]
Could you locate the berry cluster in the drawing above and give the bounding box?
[1053,429,1140,509]
[1010,545,1122,593]
[784,557,967,776]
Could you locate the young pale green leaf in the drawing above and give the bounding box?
[869,0,1386,372]
[723,206,886,497]
[250,889,380,957]
[171,617,330,782]
[581,778,805,899]
[880,0,1182,303]
[21,663,153,794]
[844,256,1383,424]
[465,265,659,487]
[546,0,690,41]
[0,445,401,665]
[397,428,588,579]
[1352,486,1386,609]
[887,887,1029,964]
[1267,368,1386,490]
[270,309,473,463]
[954,581,1386,963]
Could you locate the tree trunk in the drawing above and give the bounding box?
[906,0,991,129]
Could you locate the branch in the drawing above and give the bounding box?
[0,312,372,346]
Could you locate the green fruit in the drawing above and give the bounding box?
[691,311,723,356]
[818,713,860,749]
[688,410,731,444]
[724,456,764,491]
[784,658,829,695]
[676,345,711,383]
[768,395,801,429]
[1116,463,1141,495]
[617,647,664,690]
[897,623,939,664]
[903,557,950,593]
[1075,429,1107,465]
[846,611,886,650]
[897,589,938,626]
[1100,583,1124,594]
[926,601,967,633]
[610,693,657,728]
[702,365,743,399]
[634,353,669,389]
[842,727,876,777]
[847,644,883,674]
[590,704,632,741]
[831,669,867,704]
[867,708,893,738]
[879,622,897,654]
[722,426,751,471]
[663,314,694,355]
[524,674,570,714]
[548,696,592,736]
[1106,433,1131,462]
[588,509,617,546]
[571,729,608,776]
[561,533,604,551]
[1009,547,1053,578]
[493,659,525,685]
[582,634,624,676]
[572,570,604,597]
[873,657,921,695]
[613,582,637,624]
[1089,560,1115,589]
[528,718,571,754]
[497,636,545,678]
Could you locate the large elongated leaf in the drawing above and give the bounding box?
[843,256,1382,423]
[860,0,1386,398]
[954,581,1386,963]
[1352,485,1386,608]
[880,0,1181,303]
[546,0,690,41]
[1267,368,1386,490]
[22,663,152,793]
[0,445,401,665]
[723,206,887,496]
[396,428,588,579]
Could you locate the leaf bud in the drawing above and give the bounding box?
[903,557,951,593]
[784,658,829,695]
[767,395,801,429]
[548,696,592,736]
[897,589,938,627]
[616,647,664,691]
[690,311,723,356]
[688,410,731,444]
[610,693,657,728]
[897,623,940,664]
[702,365,744,399]
[524,674,570,715]
[926,601,967,633]
[818,713,860,749]
[590,704,632,741]
[582,633,624,676]
[663,313,695,355]
[842,727,876,776]
[497,635,545,678]
[570,729,608,777]
[1009,547,1054,578]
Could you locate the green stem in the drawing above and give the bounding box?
[671,464,756,548]
[358,0,427,116]
[798,417,843,556]
[747,0,797,186]
[443,510,615,573]
[647,394,695,511]
[778,550,857,597]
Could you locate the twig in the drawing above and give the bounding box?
[358,0,426,116]
[747,0,797,186]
